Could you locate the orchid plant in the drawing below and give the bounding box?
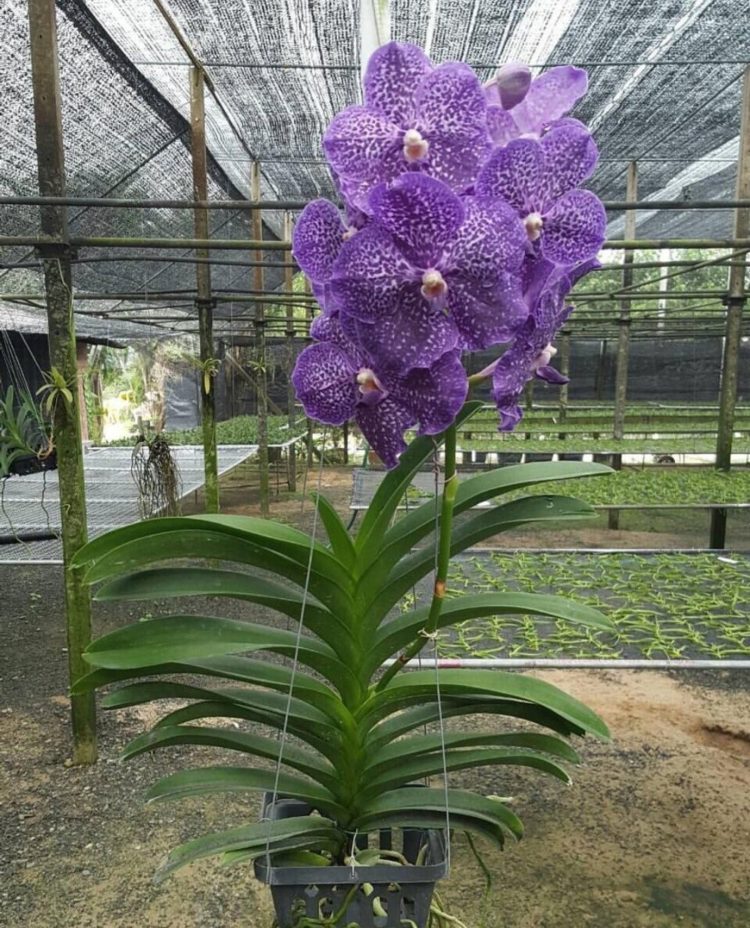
[72,44,613,927]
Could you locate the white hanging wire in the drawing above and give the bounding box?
[431,445,452,874]
[263,426,327,878]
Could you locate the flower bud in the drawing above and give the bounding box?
[495,62,532,110]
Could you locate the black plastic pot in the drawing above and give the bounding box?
[255,795,447,928]
[9,450,57,477]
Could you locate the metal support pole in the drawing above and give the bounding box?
[711,65,750,548]
[189,66,219,513]
[610,162,637,531]
[360,0,391,81]
[252,162,270,517]
[613,162,638,441]
[27,0,96,764]
[558,329,571,442]
[283,212,297,491]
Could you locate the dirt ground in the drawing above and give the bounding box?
[2,466,750,926]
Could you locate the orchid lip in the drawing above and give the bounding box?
[420,268,448,302]
[356,367,383,394]
[524,211,544,242]
[403,128,430,162]
[532,343,557,371]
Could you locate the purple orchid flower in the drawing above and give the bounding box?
[491,259,598,429]
[292,314,467,468]
[475,120,606,266]
[291,198,361,309]
[484,64,588,147]
[323,41,491,213]
[328,172,528,373]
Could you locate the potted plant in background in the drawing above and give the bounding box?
[0,383,55,478]
[73,44,612,928]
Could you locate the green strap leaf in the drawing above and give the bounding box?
[367,495,597,622]
[354,787,523,840]
[83,613,357,699]
[351,810,506,850]
[72,516,353,615]
[368,697,587,751]
[360,669,610,740]
[147,767,344,818]
[366,461,611,589]
[155,815,343,883]
[359,747,571,799]
[365,731,580,776]
[106,569,353,665]
[123,725,339,792]
[370,590,611,669]
[152,700,340,763]
[73,654,351,729]
[315,493,356,568]
[100,681,340,760]
[219,839,342,869]
[354,401,482,566]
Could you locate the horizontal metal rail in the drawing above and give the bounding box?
[2,194,750,212]
[133,58,750,70]
[0,235,289,250]
[385,658,750,669]
[3,234,750,252]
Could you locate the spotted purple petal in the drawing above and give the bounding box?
[416,63,488,134]
[475,139,545,213]
[539,122,599,205]
[542,189,606,265]
[324,105,401,181]
[487,105,520,146]
[356,396,416,468]
[389,350,468,434]
[292,342,358,425]
[446,196,526,279]
[512,66,588,137]
[292,199,346,283]
[448,273,528,350]
[310,310,363,358]
[369,173,465,265]
[492,347,532,431]
[424,128,493,194]
[349,299,459,376]
[330,223,418,321]
[364,42,433,125]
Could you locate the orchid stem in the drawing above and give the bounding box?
[376,424,457,690]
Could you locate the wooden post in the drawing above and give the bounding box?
[283,211,297,491]
[251,161,270,516]
[189,66,219,513]
[609,161,637,531]
[711,65,750,547]
[28,0,96,764]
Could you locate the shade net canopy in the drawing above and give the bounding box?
[0,0,749,337]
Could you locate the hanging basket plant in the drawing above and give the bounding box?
[130,433,182,519]
[72,43,613,928]
[0,384,55,479]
